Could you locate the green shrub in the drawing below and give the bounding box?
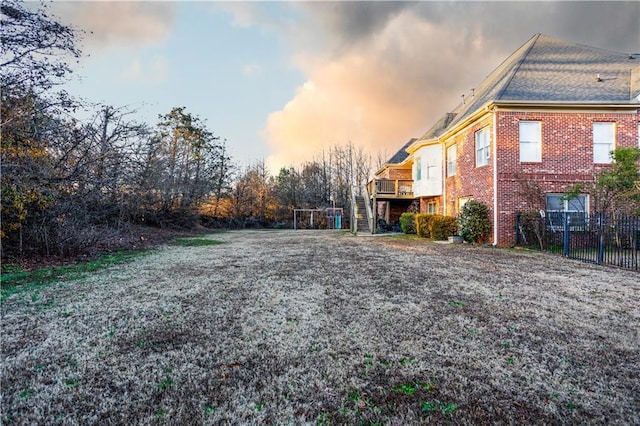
[414,214,457,240]
[458,200,492,243]
[415,213,435,238]
[399,212,416,234]
[429,216,458,240]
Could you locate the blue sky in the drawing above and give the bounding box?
[53,1,640,173]
[61,2,306,165]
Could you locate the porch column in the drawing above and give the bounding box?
[372,195,377,234]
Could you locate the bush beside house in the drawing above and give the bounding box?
[458,200,492,243]
[414,214,457,240]
[415,213,434,237]
[430,216,458,240]
[400,212,416,234]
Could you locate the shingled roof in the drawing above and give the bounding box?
[385,138,417,164]
[418,112,457,142]
[444,33,640,133]
[385,33,640,164]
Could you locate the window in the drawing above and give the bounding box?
[427,202,437,214]
[425,158,438,180]
[446,145,457,176]
[475,127,490,167]
[519,121,541,162]
[458,196,472,212]
[593,122,615,163]
[546,193,589,229]
[546,194,588,212]
[415,157,422,180]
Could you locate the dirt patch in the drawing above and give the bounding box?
[2,230,638,424]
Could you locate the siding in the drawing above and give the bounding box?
[413,144,443,197]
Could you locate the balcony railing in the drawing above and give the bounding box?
[366,179,414,198]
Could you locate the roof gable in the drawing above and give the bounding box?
[445,33,640,131]
[383,34,639,170]
[499,34,639,102]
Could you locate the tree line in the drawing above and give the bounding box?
[1,0,373,260]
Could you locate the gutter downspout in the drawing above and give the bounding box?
[441,141,447,216]
[492,107,499,246]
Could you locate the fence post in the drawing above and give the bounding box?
[597,212,605,265]
[563,213,570,257]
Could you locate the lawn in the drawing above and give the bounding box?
[1,230,638,424]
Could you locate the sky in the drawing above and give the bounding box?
[51,1,640,173]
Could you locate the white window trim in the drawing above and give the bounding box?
[545,193,589,230]
[519,121,542,162]
[427,201,437,214]
[425,159,438,180]
[475,127,490,167]
[415,157,422,181]
[446,145,457,177]
[593,122,615,164]
[545,193,589,213]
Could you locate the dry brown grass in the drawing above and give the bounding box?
[2,230,639,425]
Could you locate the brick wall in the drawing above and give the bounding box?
[496,110,639,246]
[419,196,443,215]
[443,109,639,246]
[388,168,412,180]
[376,167,411,180]
[444,114,495,224]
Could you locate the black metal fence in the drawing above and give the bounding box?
[516,212,639,271]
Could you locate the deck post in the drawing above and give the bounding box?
[372,195,377,234]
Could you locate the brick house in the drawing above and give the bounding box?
[366,33,640,245]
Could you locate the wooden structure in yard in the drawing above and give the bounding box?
[293,208,343,230]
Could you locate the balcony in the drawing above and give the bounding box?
[367,179,414,199]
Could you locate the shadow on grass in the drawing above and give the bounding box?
[1,249,150,304]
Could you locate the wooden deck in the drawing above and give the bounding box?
[366,179,414,199]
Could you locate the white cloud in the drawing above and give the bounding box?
[122,58,143,81]
[242,63,261,76]
[262,10,504,172]
[259,1,640,171]
[210,1,297,33]
[121,56,168,85]
[52,2,175,52]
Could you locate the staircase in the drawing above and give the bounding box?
[353,195,372,234]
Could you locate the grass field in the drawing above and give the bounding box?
[1,230,638,424]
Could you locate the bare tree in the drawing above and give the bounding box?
[140,107,230,227]
[208,139,233,217]
[274,166,302,221]
[227,161,274,224]
[1,0,82,256]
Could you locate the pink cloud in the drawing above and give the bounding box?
[262,10,504,172]
[52,2,175,51]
